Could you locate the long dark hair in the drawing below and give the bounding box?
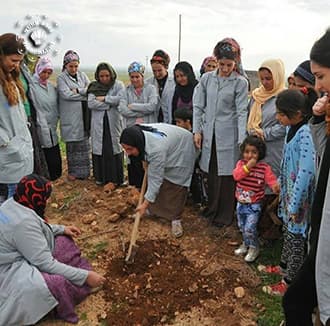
[0,33,26,105]
[276,88,318,120]
[310,28,330,69]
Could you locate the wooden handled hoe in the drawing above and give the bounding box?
[125,163,148,264]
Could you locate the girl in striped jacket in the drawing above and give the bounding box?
[233,135,279,263]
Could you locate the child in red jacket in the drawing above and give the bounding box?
[233,136,279,262]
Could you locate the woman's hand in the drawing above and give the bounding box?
[136,200,149,217]
[254,128,264,140]
[96,96,105,102]
[64,225,81,237]
[194,133,202,149]
[86,271,106,288]
[271,183,280,194]
[313,95,329,116]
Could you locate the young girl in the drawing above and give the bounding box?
[262,87,317,296]
[233,136,279,263]
[171,61,198,124]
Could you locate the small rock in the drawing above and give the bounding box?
[50,203,58,209]
[103,182,116,193]
[91,220,97,226]
[188,282,198,293]
[82,214,95,224]
[234,286,245,298]
[160,315,168,323]
[100,312,107,319]
[108,213,120,223]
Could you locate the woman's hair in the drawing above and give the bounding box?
[310,28,330,68]
[276,88,318,120]
[150,49,170,69]
[173,61,197,85]
[240,135,266,161]
[95,62,117,84]
[0,33,26,106]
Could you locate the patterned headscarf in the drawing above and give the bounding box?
[62,50,80,71]
[200,56,217,76]
[14,174,52,219]
[247,58,286,133]
[128,61,145,76]
[150,49,170,69]
[34,56,53,85]
[214,37,247,77]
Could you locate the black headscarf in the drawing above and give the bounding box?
[172,61,198,122]
[120,125,146,162]
[87,62,117,96]
[13,174,52,219]
[120,125,167,162]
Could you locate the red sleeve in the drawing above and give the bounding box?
[232,160,249,181]
[264,164,278,188]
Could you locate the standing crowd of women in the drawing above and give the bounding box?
[1,28,330,325]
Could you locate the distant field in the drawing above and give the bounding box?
[49,68,152,86]
[48,68,260,91]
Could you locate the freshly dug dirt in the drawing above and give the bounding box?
[39,174,262,326]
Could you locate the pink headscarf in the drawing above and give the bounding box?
[34,56,53,86]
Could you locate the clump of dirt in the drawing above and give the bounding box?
[103,239,240,326]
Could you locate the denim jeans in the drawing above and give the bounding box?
[236,202,262,248]
[7,183,17,198]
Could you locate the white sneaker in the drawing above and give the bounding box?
[171,219,183,238]
[244,247,259,263]
[234,243,248,256]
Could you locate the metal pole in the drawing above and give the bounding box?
[178,14,181,62]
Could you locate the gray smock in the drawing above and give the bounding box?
[57,70,90,142]
[145,75,175,123]
[0,198,88,325]
[142,123,195,203]
[88,80,125,155]
[193,70,248,175]
[32,76,59,148]
[118,83,159,128]
[0,86,33,183]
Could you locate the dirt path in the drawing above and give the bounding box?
[39,176,261,326]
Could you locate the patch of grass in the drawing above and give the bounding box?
[99,321,108,326]
[87,241,109,259]
[80,312,88,321]
[59,190,81,210]
[253,239,285,325]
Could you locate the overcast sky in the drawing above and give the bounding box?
[1,0,330,76]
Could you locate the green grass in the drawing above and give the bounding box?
[87,241,109,260]
[253,239,284,325]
